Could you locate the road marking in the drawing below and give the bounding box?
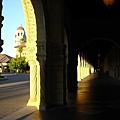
[0,81,29,88]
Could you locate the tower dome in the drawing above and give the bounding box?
[17,24,24,30]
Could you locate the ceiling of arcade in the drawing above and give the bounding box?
[64,0,120,65]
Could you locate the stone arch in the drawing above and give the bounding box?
[79,37,120,66]
[21,0,47,110]
[79,37,120,78]
[21,0,66,110]
[80,37,120,50]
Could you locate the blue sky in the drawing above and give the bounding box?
[1,0,26,57]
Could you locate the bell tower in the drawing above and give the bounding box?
[14,24,26,57]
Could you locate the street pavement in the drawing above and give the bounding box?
[0,73,30,119]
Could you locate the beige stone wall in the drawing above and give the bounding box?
[104,44,120,79]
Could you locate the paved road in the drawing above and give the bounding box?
[0,73,30,119]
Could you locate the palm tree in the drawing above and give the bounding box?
[17,38,25,73]
[18,47,23,58]
[18,38,25,57]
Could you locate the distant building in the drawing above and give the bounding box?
[14,24,27,58]
[0,54,13,72]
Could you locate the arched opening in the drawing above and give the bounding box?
[0,1,30,119]
[77,38,120,81]
[1,0,47,115]
[22,0,66,111]
[1,0,26,57]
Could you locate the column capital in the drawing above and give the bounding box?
[26,43,37,62]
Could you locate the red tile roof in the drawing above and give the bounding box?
[0,54,12,63]
[17,24,24,30]
[14,43,26,48]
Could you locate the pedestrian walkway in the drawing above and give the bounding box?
[2,72,120,120]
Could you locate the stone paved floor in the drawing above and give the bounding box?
[18,72,120,120]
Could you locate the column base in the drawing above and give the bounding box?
[40,103,48,110]
[27,99,40,110]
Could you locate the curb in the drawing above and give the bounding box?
[1,106,37,120]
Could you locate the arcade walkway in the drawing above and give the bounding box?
[19,72,120,119]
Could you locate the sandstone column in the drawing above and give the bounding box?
[27,60,37,106]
